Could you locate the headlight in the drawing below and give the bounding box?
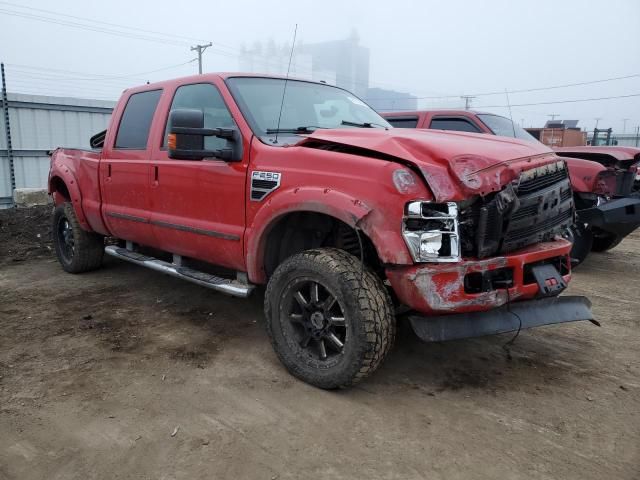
[402,201,460,262]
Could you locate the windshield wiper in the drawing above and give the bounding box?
[266,126,326,134]
[340,120,388,129]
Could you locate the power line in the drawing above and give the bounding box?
[2,1,639,109]
[372,73,640,101]
[375,93,640,111]
[0,1,209,44]
[0,8,191,46]
[0,3,449,96]
[6,60,197,82]
[474,93,640,108]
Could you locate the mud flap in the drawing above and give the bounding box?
[578,197,640,237]
[408,296,593,342]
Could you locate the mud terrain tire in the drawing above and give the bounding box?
[264,248,395,389]
[52,202,104,273]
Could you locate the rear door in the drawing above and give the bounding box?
[101,89,162,246]
[147,82,248,271]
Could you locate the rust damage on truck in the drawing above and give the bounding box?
[408,257,513,312]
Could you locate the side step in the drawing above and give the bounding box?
[104,246,254,298]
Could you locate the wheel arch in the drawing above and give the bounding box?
[245,188,411,284]
[48,171,90,230]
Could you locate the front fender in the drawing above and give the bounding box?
[245,186,413,283]
[564,157,607,193]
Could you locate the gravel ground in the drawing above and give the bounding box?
[0,207,638,479]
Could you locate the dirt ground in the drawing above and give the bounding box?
[0,208,638,480]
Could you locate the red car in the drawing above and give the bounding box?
[383,110,640,265]
[48,75,593,388]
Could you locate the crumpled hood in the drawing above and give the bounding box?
[301,128,560,202]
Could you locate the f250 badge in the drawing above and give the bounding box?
[250,171,281,201]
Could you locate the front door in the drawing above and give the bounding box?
[101,89,162,247]
[148,82,248,271]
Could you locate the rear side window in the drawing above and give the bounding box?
[386,116,419,128]
[429,117,481,133]
[115,90,162,149]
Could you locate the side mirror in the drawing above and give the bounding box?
[167,109,243,161]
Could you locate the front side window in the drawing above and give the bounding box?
[429,117,482,133]
[164,83,237,152]
[115,90,162,149]
[386,116,419,128]
[477,114,537,142]
[226,77,390,142]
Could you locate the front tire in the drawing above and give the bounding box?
[591,228,623,252]
[264,248,395,389]
[52,202,104,273]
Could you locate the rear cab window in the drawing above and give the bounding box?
[429,116,482,133]
[114,89,162,149]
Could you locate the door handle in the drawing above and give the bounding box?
[153,165,159,186]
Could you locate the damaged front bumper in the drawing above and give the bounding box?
[385,238,573,315]
[578,196,640,237]
[408,295,594,342]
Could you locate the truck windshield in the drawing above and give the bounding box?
[226,77,391,142]
[477,114,537,142]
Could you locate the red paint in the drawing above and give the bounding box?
[49,74,581,316]
[383,110,640,195]
[386,239,572,315]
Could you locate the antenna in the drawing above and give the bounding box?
[274,24,298,145]
[505,89,516,137]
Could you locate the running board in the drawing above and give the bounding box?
[104,246,254,298]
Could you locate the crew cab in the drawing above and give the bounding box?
[382,110,640,265]
[48,75,593,389]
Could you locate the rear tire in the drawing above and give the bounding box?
[264,248,395,389]
[591,228,623,252]
[52,202,104,273]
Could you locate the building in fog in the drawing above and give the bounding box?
[364,87,418,112]
[238,39,313,81]
[238,31,417,111]
[296,31,370,98]
[239,31,369,98]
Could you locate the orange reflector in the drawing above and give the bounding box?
[167,133,176,150]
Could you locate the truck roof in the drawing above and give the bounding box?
[382,109,495,116]
[122,72,338,95]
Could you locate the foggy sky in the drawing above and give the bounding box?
[1,0,639,132]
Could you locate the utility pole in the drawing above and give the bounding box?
[460,95,475,110]
[594,117,601,129]
[547,113,559,121]
[1,63,16,199]
[622,118,629,134]
[191,42,212,74]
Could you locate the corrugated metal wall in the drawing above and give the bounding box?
[0,93,115,206]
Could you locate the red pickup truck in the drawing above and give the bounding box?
[48,74,593,388]
[382,110,640,265]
